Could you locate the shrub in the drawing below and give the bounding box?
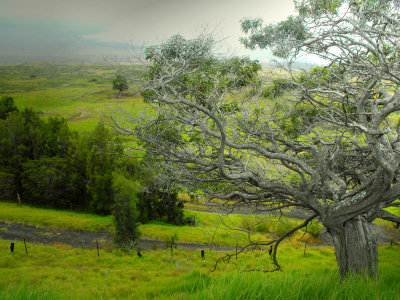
[274,221,294,237]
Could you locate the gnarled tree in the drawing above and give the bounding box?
[111,0,400,277]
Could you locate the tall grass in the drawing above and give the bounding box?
[0,238,399,299]
[0,284,66,300]
[179,269,400,300]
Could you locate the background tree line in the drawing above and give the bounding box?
[0,95,185,244]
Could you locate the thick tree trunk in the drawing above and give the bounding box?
[330,217,378,278]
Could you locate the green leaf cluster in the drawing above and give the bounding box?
[0,96,18,119]
[241,16,307,57]
[112,74,128,94]
[143,35,261,108]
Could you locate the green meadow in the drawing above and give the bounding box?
[0,238,399,299]
[0,62,145,134]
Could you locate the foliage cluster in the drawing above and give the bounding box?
[0,99,119,213]
[0,99,185,245]
[0,96,18,119]
[112,74,128,96]
[136,189,185,225]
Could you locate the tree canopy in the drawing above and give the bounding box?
[112,0,400,277]
[113,74,128,96]
[0,96,18,119]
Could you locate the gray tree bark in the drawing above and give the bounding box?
[330,217,378,278]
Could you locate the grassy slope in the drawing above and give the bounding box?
[0,202,113,232]
[0,239,399,299]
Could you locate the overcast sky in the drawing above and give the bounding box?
[0,0,295,63]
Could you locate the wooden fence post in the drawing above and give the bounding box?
[236,242,238,260]
[23,237,28,255]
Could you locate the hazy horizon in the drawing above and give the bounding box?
[0,0,296,63]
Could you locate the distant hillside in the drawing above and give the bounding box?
[0,62,145,133]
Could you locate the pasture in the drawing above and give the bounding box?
[0,238,399,299]
[0,62,145,134]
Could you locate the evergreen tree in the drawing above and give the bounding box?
[112,174,140,248]
[0,96,18,119]
[21,157,81,208]
[86,122,121,214]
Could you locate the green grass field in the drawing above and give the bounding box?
[0,239,399,299]
[0,62,145,134]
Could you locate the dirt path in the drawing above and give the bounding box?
[0,221,232,251]
[0,217,391,251]
[0,221,113,248]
